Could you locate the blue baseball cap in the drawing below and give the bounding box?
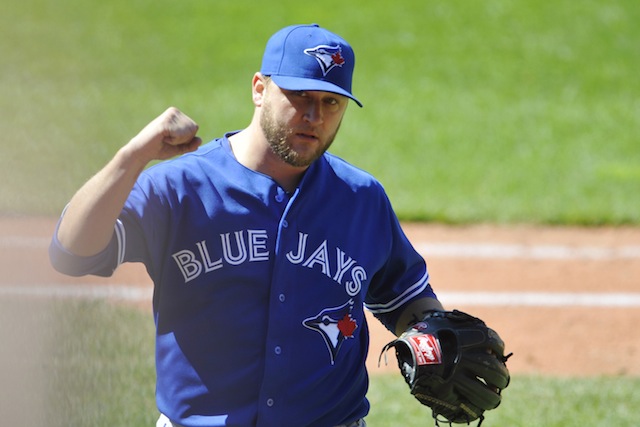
[260,24,362,107]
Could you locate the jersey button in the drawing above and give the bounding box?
[278,293,286,303]
[274,346,282,355]
[282,220,289,228]
[275,193,284,203]
[266,398,275,407]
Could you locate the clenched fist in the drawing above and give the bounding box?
[127,107,202,165]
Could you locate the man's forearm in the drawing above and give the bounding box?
[394,296,445,336]
[56,147,146,257]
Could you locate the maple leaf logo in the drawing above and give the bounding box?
[338,314,357,338]
[331,52,345,66]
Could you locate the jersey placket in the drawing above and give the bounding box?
[255,186,299,426]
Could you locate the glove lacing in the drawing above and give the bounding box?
[414,392,485,427]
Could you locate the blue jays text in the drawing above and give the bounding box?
[172,230,367,296]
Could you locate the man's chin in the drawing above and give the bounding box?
[282,155,316,168]
[283,146,324,167]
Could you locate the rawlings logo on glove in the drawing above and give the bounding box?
[407,333,443,365]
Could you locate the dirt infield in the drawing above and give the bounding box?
[2,216,639,377]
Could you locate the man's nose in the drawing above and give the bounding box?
[303,101,323,124]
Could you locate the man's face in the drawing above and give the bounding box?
[259,79,348,168]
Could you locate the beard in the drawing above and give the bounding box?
[260,101,340,168]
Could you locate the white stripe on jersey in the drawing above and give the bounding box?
[364,270,430,314]
[114,219,126,266]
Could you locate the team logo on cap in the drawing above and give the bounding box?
[304,44,346,76]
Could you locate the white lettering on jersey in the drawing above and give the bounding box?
[248,230,269,261]
[221,231,248,265]
[286,232,308,263]
[172,230,269,282]
[171,230,369,292]
[196,240,223,273]
[302,240,330,276]
[287,232,367,294]
[333,249,356,283]
[347,266,366,296]
[172,249,203,283]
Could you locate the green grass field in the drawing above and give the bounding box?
[4,298,637,427]
[2,0,639,224]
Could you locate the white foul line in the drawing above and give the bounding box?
[437,291,640,307]
[0,284,152,302]
[415,243,640,260]
[1,285,639,308]
[0,236,52,249]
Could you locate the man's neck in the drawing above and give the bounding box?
[228,127,307,193]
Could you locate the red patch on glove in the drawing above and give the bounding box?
[408,334,443,365]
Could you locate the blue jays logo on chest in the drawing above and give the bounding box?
[303,299,358,365]
[304,44,346,76]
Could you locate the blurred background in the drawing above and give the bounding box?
[1,0,638,223]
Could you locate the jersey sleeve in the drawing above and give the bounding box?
[48,208,124,277]
[49,170,166,279]
[116,173,169,280]
[363,195,438,332]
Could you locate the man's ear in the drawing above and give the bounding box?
[252,73,267,107]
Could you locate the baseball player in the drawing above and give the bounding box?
[50,24,447,426]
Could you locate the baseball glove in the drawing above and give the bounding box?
[379,310,512,426]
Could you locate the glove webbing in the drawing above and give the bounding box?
[414,393,485,427]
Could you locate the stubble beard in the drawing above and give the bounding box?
[260,102,339,168]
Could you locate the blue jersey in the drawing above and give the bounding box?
[50,133,437,427]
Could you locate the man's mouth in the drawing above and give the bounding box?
[296,132,319,142]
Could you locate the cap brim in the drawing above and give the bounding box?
[271,75,363,108]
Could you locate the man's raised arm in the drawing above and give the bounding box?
[55,107,201,257]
